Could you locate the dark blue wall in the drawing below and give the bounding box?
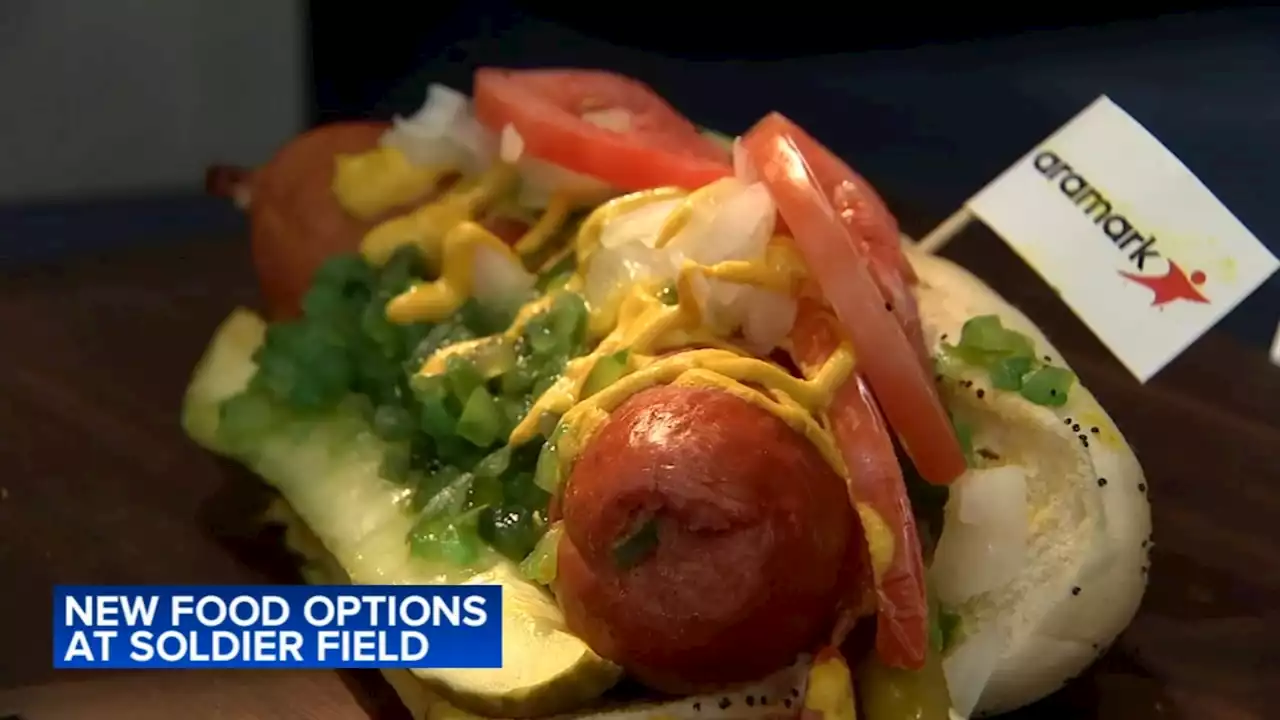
[366,6,1280,349]
[5,6,1276,350]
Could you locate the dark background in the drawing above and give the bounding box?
[1,6,1277,716]
[3,2,1276,351]
[308,2,1280,350]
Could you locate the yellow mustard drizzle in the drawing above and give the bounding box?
[513,192,572,258]
[417,335,509,378]
[651,177,742,249]
[384,221,521,323]
[574,187,688,267]
[332,146,449,220]
[359,162,518,268]
[509,273,856,482]
[699,239,810,294]
[856,504,895,584]
[339,150,894,543]
[414,294,560,380]
[805,653,858,720]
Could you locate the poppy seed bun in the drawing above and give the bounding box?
[907,250,1152,716]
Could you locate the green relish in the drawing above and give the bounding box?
[938,315,1076,407]
[927,588,963,654]
[217,247,595,567]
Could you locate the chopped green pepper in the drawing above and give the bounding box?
[481,504,546,562]
[988,355,1035,391]
[418,471,472,520]
[958,314,1035,358]
[503,471,551,510]
[531,357,567,397]
[411,465,462,512]
[1019,366,1075,407]
[372,404,415,441]
[926,591,963,655]
[457,386,502,447]
[496,396,528,437]
[468,472,504,510]
[526,292,588,358]
[474,446,511,479]
[228,248,598,569]
[940,314,1075,406]
[414,321,475,365]
[410,507,485,566]
[549,292,588,348]
[444,355,485,405]
[519,522,563,584]
[582,349,630,398]
[500,360,539,396]
[477,341,518,380]
[939,609,962,651]
[418,392,457,439]
[534,426,566,493]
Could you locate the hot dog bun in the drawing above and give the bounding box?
[555,384,863,693]
[906,249,1152,717]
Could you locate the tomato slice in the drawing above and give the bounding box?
[762,122,923,358]
[741,113,965,486]
[473,68,731,191]
[791,301,929,670]
[762,136,913,275]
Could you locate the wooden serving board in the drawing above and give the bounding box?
[0,225,1276,719]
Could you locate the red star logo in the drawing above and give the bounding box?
[1119,261,1209,306]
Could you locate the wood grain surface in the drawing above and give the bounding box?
[0,226,1276,720]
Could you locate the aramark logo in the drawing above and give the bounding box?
[1032,150,1210,307]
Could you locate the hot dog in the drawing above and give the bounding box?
[185,67,1150,720]
[556,384,865,692]
[223,122,395,319]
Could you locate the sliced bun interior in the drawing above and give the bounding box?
[907,250,1152,717]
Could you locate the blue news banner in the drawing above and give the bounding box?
[53,585,501,669]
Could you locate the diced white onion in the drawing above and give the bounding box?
[599,199,683,250]
[471,244,535,305]
[931,465,1030,606]
[665,180,774,266]
[381,84,494,173]
[382,89,613,210]
[741,288,798,354]
[583,241,672,310]
[683,272,731,333]
[943,621,1004,718]
[586,176,795,349]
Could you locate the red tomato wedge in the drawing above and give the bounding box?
[473,68,731,191]
[759,122,923,358]
[741,113,965,486]
[790,301,929,670]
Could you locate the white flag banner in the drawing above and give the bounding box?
[967,96,1278,382]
